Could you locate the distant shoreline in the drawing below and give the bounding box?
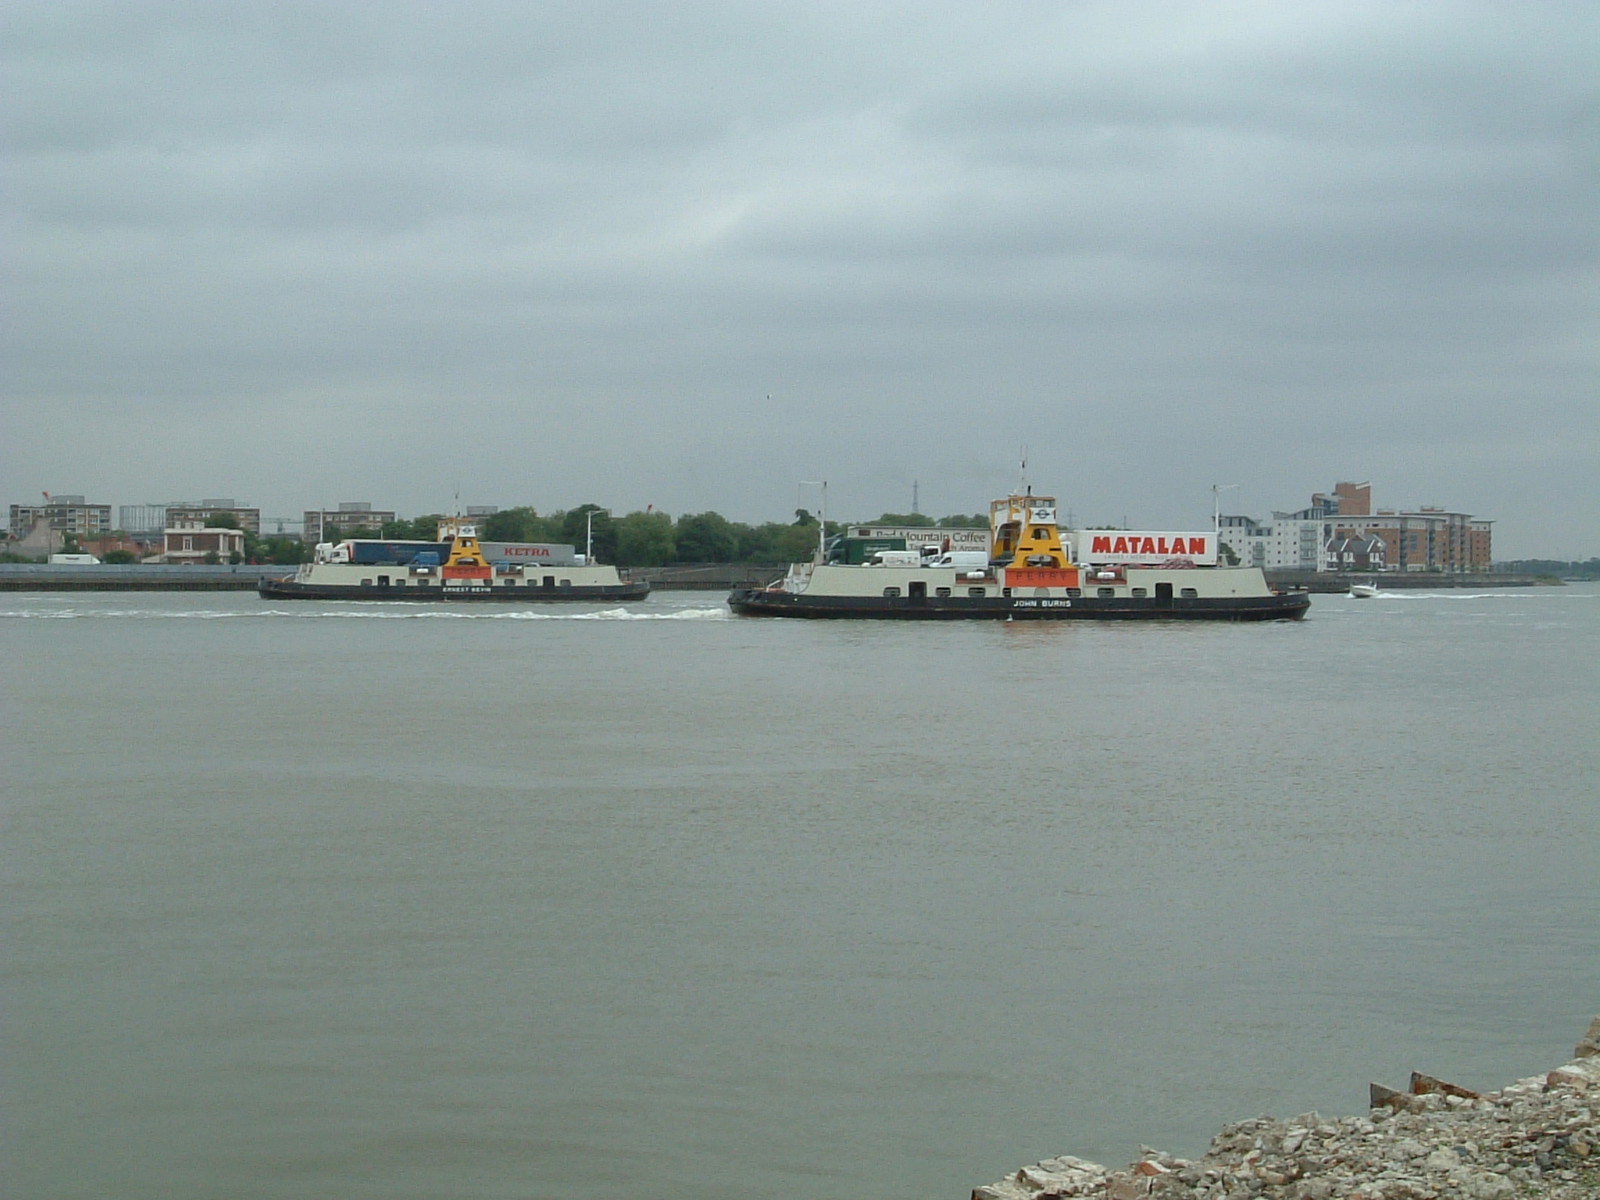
[0,563,1557,593]
[0,563,774,592]
[1264,570,1554,593]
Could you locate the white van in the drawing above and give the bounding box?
[49,553,101,565]
[926,551,990,569]
[867,550,924,567]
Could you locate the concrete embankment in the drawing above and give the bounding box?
[627,564,782,590]
[0,564,293,591]
[975,1017,1600,1200]
[1265,571,1552,594]
[0,565,767,592]
[0,563,1556,594]
[0,563,777,592]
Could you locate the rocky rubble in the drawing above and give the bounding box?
[974,1017,1600,1200]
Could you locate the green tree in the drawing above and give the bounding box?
[741,521,821,563]
[1497,558,1600,580]
[264,537,309,565]
[103,549,136,564]
[379,515,445,540]
[205,512,241,529]
[871,512,935,527]
[673,511,740,562]
[614,510,675,567]
[482,506,563,543]
[560,505,617,564]
[480,508,522,541]
[244,531,309,564]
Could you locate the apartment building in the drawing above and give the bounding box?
[1220,483,1492,573]
[119,500,262,536]
[1329,509,1491,573]
[118,504,170,534]
[166,501,261,536]
[302,503,397,544]
[9,495,114,540]
[1219,512,1324,570]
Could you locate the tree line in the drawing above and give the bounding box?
[1494,558,1600,581]
[341,505,988,569]
[4,507,989,568]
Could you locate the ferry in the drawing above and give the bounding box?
[727,492,1309,621]
[258,518,649,602]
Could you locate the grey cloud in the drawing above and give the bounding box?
[2,1,1595,554]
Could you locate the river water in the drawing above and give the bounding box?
[3,586,1596,1200]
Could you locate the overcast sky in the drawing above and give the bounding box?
[4,2,1596,556]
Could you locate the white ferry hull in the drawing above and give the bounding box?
[259,562,648,602]
[728,563,1308,621]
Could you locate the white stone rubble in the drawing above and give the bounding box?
[974,1017,1600,1200]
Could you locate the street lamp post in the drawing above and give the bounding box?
[1212,483,1240,540]
[585,508,611,564]
[800,480,827,562]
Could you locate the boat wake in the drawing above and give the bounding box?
[1,605,732,621]
[1359,591,1559,601]
[0,607,272,620]
[491,606,729,621]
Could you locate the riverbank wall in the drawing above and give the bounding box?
[975,1017,1600,1200]
[0,563,293,591]
[1265,570,1551,594]
[627,564,781,590]
[0,563,780,592]
[2,563,1553,594]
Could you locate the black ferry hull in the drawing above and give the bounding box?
[260,578,650,602]
[727,586,1309,621]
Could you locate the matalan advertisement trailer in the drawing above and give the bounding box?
[1075,531,1218,566]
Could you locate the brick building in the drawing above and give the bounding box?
[163,518,246,564]
[1220,482,1492,573]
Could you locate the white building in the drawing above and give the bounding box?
[1218,515,1266,567]
[119,504,169,534]
[1219,512,1322,570]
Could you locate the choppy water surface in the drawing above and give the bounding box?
[4,587,1597,1200]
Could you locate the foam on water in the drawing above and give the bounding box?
[1,602,731,621]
